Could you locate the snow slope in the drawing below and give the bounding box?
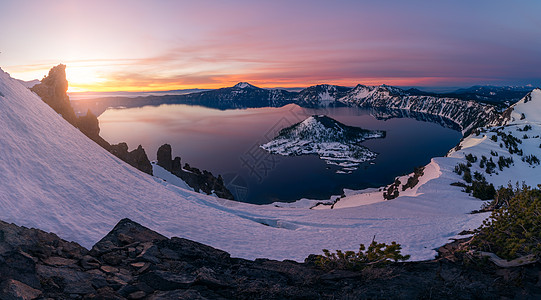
[446,88,541,188]
[0,68,518,262]
[151,162,193,191]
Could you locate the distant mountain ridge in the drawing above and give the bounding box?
[70,81,536,135]
[295,84,351,108]
[339,84,502,134]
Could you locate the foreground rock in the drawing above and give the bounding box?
[0,219,539,299]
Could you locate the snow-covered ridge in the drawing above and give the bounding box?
[286,83,503,134]
[339,84,501,134]
[233,82,258,89]
[446,89,541,189]
[294,84,351,108]
[261,115,385,173]
[501,88,541,126]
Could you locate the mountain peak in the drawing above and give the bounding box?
[502,88,541,125]
[233,82,258,89]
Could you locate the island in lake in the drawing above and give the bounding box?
[261,115,385,173]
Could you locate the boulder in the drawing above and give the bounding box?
[0,279,42,300]
[93,218,166,253]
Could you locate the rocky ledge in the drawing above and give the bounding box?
[1,219,540,299]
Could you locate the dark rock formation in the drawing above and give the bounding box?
[30,64,78,126]
[1,218,539,299]
[172,157,182,172]
[155,144,234,200]
[30,64,110,149]
[110,143,153,176]
[156,144,173,171]
[76,109,112,150]
[29,65,157,175]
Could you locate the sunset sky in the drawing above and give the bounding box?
[1,0,540,92]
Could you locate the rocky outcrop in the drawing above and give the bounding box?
[76,109,112,150]
[1,218,539,299]
[29,65,158,175]
[156,144,234,200]
[30,64,110,147]
[30,64,78,126]
[156,144,173,171]
[110,143,153,175]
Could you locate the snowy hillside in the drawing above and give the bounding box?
[0,67,528,262]
[261,115,385,173]
[446,88,541,189]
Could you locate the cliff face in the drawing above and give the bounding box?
[30,64,78,126]
[339,85,502,134]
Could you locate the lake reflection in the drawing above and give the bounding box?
[99,104,461,204]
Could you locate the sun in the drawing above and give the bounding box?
[66,66,106,93]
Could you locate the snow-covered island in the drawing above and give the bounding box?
[260,115,385,173]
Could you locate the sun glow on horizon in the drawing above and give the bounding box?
[6,61,530,94]
[1,1,540,93]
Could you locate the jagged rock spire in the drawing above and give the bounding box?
[30,64,78,125]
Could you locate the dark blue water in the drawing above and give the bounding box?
[99,104,461,204]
